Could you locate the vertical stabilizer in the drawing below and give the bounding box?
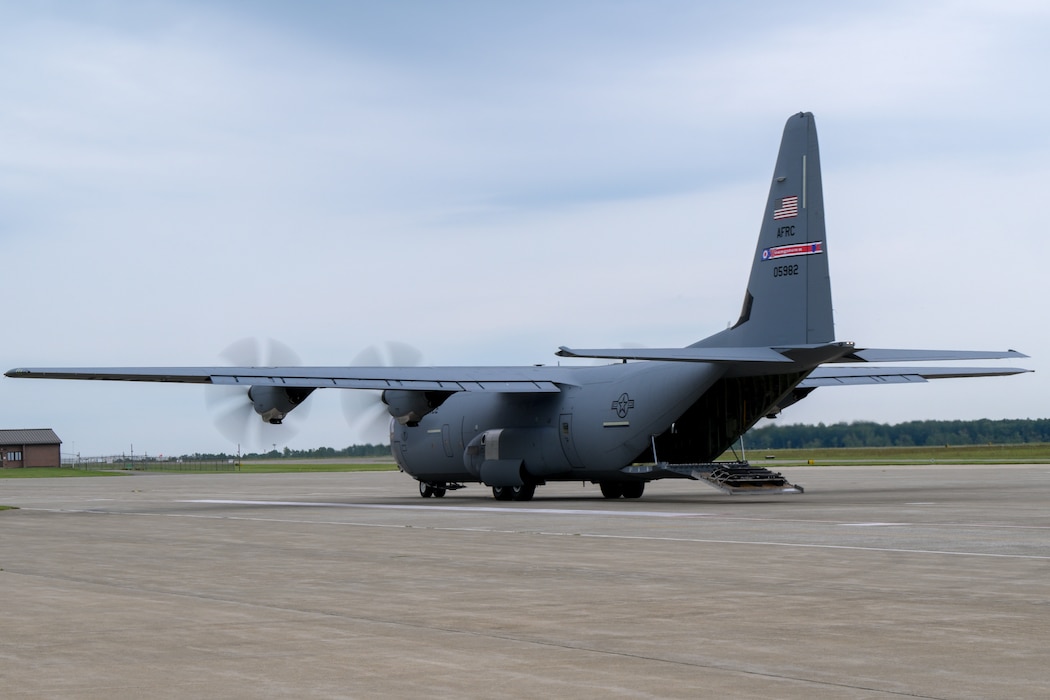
[696,112,834,348]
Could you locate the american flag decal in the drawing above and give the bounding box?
[773,195,799,220]
[762,241,824,261]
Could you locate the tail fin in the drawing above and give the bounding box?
[696,112,834,348]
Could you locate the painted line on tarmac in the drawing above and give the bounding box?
[569,532,1050,560]
[839,522,911,527]
[182,499,715,518]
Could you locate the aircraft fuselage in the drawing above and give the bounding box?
[390,360,726,485]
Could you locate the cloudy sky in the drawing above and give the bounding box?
[2,1,1046,457]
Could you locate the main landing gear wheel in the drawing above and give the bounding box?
[599,481,645,499]
[511,484,535,501]
[492,484,535,501]
[419,482,447,498]
[621,481,645,499]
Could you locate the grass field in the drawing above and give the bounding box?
[0,461,399,478]
[0,468,124,478]
[722,443,1050,465]
[3,444,1048,479]
[236,462,398,474]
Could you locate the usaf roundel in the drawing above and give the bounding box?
[611,393,635,419]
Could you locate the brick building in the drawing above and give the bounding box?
[0,429,62,468]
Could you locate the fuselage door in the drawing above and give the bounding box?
[441,424,454,458]
[559,413,583,468]
[390,421,410,472]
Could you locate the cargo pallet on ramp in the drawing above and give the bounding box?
[622,461,803,494]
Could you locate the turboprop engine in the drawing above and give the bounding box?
[381,389,452,426]
[248,385,314,424]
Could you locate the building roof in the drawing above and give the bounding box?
[0,429,62,445]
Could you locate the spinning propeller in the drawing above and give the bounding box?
[205,338,312,450]
[342,341,423,444]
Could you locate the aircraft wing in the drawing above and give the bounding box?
[4,366,569,393]
[799,365,1032,387]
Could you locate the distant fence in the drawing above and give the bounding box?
[63,455,240,472]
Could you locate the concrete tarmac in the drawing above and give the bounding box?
[1,464,1048,699]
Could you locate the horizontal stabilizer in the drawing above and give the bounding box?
[838,348,1029,363]
[800,366,1032,387]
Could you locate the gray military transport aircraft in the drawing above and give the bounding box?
[7,113,1030,500]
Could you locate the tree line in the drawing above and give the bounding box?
[175,419,1050,460]
[742,419,1050,449]
[184,443,392,461]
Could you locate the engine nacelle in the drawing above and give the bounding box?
[381,390,451,426]
[247,385,314,424]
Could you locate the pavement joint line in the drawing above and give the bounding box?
[570,532,1050,560]
[179,499,1050,530]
